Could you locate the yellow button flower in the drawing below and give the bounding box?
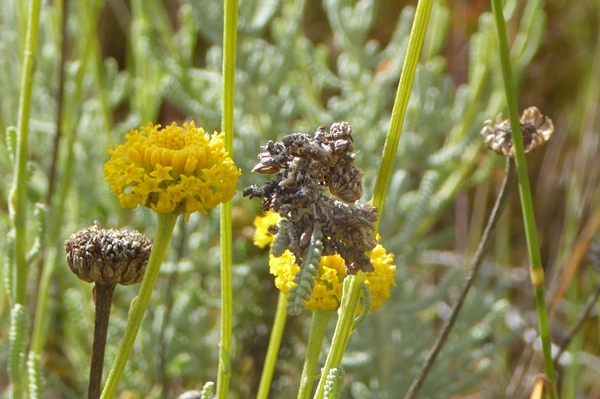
[104,122,241,219]
[254,211,396,311]
[253,210,281,249]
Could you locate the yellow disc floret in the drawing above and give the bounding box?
[253,212,396,311]
[253,210,281,249]
[104,122,241,219]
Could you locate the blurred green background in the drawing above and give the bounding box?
[1,0,599,398]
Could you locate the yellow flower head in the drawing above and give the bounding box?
[104,122,241,219]
[253,212,396,311]
[253,210,280,248]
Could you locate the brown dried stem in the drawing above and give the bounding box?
[404,157,515,399]
[553,279,600,365]
[89,283,116,399]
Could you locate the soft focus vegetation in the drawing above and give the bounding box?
[1,0,599,398]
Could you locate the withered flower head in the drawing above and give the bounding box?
[65,221,152,286]
[243,122,378,274]
[480,106,554,156]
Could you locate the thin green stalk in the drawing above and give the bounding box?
[313,1,433,397]
[256,293,289,399]
[217,0,238,398]
[10,0,42,306]
[31,248,57,353]
[100,212,178,399]
[371,0,433,221]
[157,218,188,397]
[8,1,42,397]
[490,0,557,396]
[297,309,334,399]
[313,276,364,399]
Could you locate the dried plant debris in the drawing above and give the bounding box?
[481,106,554,156]
[244,122,378,274]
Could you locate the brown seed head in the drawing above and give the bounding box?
[244,122,378,274]
[480,106,554,156]
[65,221,152,286]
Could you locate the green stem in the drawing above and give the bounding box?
[10,0,42,306]
[297,309,334,399]
[313,1,433,397]
[217,0,238,398]
[489,0,557,397]
[256,293,289,399]
[31,248,57,354]
[100,212,178,399]
[8,1,42,397]
[313,275,364,399]
[371,0,433,221]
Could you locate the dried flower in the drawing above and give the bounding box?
[65,221,152,286]
[104,122,241,219]
[254,213,396,311]
[480,107,554,156]
[244,122,378,274]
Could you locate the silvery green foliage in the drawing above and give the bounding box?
[27,352,42,399]
[352,283,372,330]
[61,288,92,393]
[9,304,26,394]
[346,267,519,399]
[286,224,322,315]
[271,219,292,257]
[333,3,543,395]
[0,0,547,396]
[201,381,215,399]
[324,367,345,399]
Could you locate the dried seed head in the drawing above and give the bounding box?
[65,221,152,286]
[244,122,378,274]
[480,106,554,156]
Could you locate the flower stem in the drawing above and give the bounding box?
[313,1,433,397]
[10,0,42,307]
[8,1,42,397]
[313,276,364,399]
[297,309,333,399]
[257,293,289,399]
[403,158,515,399]
[489,0,557,396]
[89,283,116,399]
[371,0,434,222]
[217,0,238,397]
[100,212,178,399]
